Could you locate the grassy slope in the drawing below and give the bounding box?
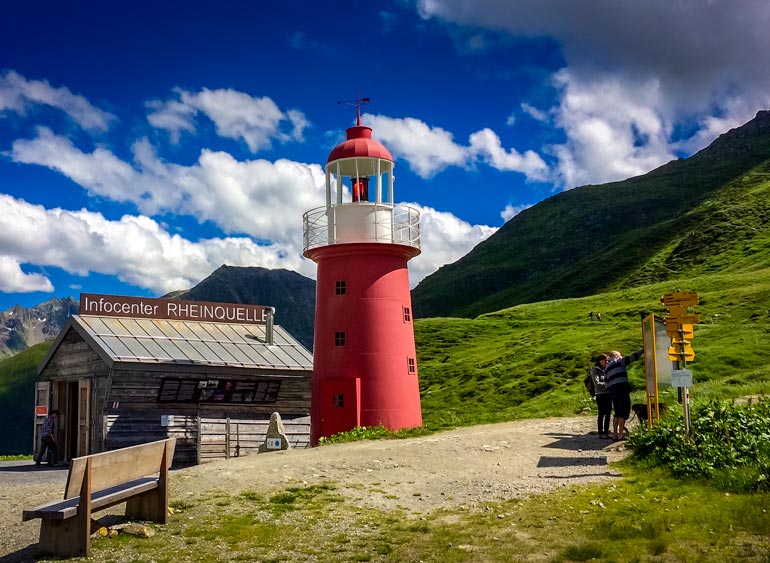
[412,112,770,319]
[0,341,50,454]
[416,267,770,430]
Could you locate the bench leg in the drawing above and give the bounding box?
[126,443,170,524]
[38,517,92,558]
[126,489,166,523]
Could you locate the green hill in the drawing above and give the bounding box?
[415,268,770,430]
[0,341,52,455]
[412,110,770,319]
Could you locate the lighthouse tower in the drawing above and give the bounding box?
[303,108,422,444]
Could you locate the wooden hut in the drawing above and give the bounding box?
[35,293,312,465]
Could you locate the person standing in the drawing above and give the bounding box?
[605,350,643,441]
[35,410,59,467]
[591,354,612,438]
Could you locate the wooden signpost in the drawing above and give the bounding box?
[661,291,699,436]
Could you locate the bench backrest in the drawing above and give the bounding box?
[64,438,176,499]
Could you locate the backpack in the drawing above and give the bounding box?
[583,372,596,397]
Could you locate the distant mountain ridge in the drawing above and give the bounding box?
[412,110,770,318]
[0,266,316,360]
[167,265,316,349]
[0,297,78,358]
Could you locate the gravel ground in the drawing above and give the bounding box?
[1,416,629,561]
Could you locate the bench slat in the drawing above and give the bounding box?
[22,477,159,521]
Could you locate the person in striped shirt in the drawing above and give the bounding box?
[606,350,643,441]
[35,410,59,467]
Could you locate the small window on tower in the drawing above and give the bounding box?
[403,306,412,322]
[334,331,346,347]
[335,280,347,295]
[333,393,344,408]
[408,357,416,374]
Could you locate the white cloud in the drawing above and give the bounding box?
[500,203,532,222]
[406,203,497,286]
[145,99,196,143]
[10,129,328,245]
[549,70,676,188]
[363,114,467,177]
[468,128,549,181]
[363,113,548,181]
[0,70,115,132]
[147,87,309,151]
[0,255,54,293]
[7,129,498,294]
[0,180,496,296]
[0,194,311,296]
[520,103,549,123]
[417,0,770,187]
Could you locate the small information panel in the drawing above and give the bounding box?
[671,369,693,388]
[266,438,282,450]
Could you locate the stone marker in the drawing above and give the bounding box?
[258,412,292,453]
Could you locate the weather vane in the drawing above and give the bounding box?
[337,89,371,126]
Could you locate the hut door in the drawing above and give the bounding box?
[33,382,50,455]
[77,379,90,457]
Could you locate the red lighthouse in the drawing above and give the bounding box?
[303,109,422,444]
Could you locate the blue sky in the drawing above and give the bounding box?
[2,0,769,311]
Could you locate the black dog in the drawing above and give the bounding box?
[631,403,666,424]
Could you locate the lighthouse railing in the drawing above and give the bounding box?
[303,203,420,252]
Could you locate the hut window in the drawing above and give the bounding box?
[333,393,344,408]
[157,378,281,403]
[334,331,346,347]
[407,357,416,374]
[335,280,347,295]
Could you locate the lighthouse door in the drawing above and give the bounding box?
[320,378,360,437]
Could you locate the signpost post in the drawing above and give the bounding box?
[641,314,660,429]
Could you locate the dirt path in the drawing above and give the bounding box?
[1,416,629,560]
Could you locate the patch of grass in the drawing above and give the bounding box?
[87,465,770,563]
[239,490,262,501]
[319,425,432,444]
[556,543,604,562]
[0,454,32,461]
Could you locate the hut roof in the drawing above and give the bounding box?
[38,314,312,374]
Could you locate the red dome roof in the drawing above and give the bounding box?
[327,126,393,164]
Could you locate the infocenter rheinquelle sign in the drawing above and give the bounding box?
[80,293,270,325]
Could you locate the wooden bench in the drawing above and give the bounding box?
[22,438,175,558]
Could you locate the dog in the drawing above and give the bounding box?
[631,402,666,425]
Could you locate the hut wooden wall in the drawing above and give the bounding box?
[40,329,312,464]
[104,413,310,464]
[104,367,311,464]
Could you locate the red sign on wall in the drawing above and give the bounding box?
[35,405,48,416]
